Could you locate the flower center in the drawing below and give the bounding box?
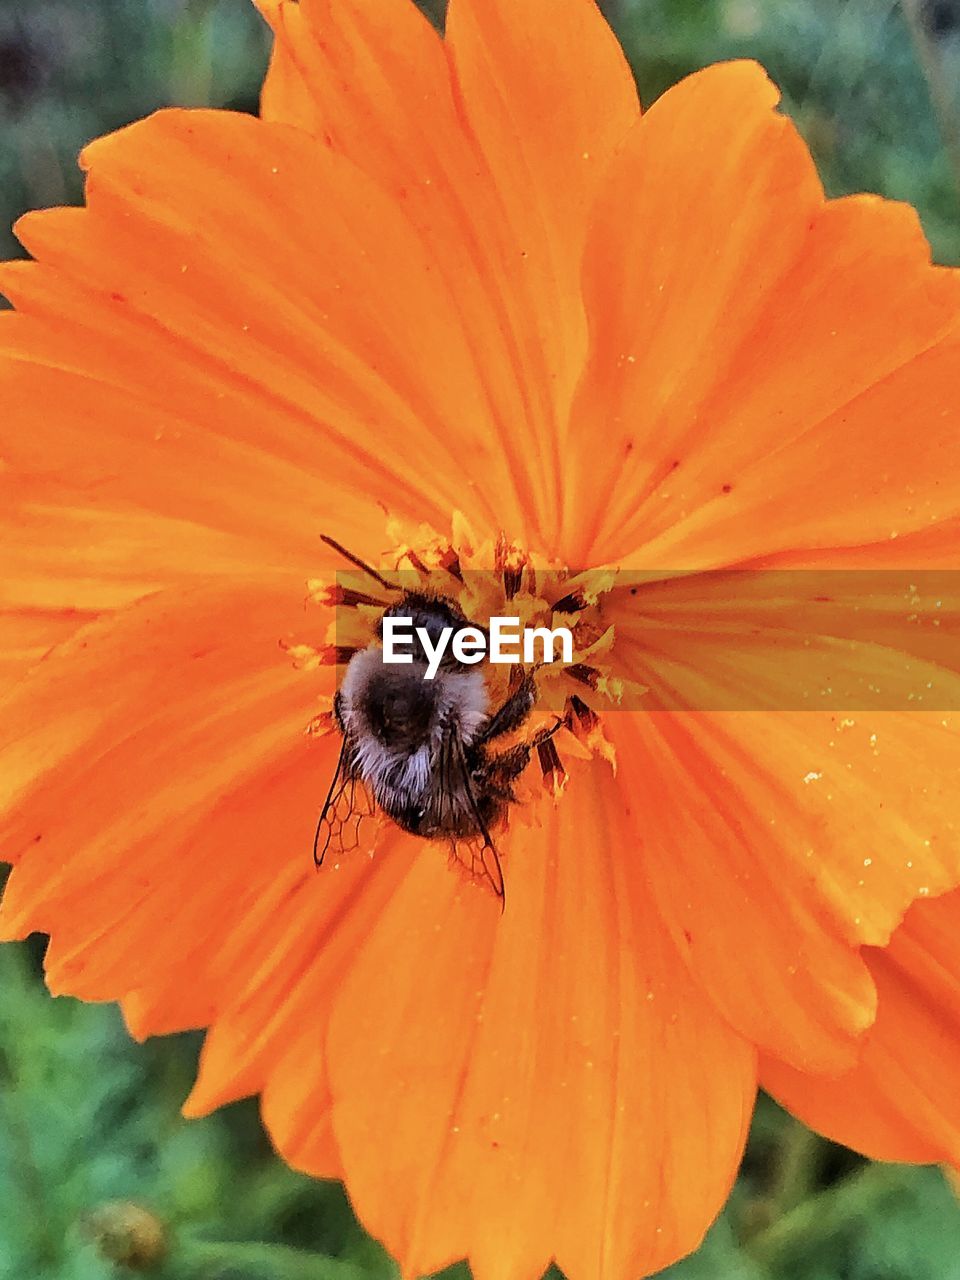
[286,518,627,894]
[305,517,624,783]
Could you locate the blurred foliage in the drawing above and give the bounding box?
[2,935,960,1280]
[0,939,395,1280]
[2,1,960,1278]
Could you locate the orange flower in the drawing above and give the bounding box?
[2,1,960,1277]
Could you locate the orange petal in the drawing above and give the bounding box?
[0,605,95,694]
[182,820,412,1123]
[447,0,639,264]
[638,327,960,568]
[254,0,639,553]
[256,0,453,188]
[0,579,350,1183]
[0,577,322,941]
[597,552,960,1074]
[744,516,960,570]
[607,680,960,1074]
[0,279,383,565]
[612,710,875,1072]
[255,1,318,132]
[763,888,960,1164]
[562,60,960,565]
[445,0,639,530]
[611,567,960,713]
[0,458,314,706]
[254,0,555,541]
[178,783,420,1186]
[2,105,532,542]
[0,602,756,1280]
[0,572,404,1184]
[325,761,756,1280]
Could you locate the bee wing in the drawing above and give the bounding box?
[313,738,378,867]
[448,834,505,901]
[446,727,506,905]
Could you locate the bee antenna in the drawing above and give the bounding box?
[320,534,401,592]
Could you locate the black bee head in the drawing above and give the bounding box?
[379,590,464,637]
[377,591,485,669]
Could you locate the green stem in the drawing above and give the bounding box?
[768,1117,824,1217]
[153,1237,370,1280]
[746,1162,918,1270]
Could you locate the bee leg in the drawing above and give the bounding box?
[474,671,537,745]
[333,688,345,731]
[484,745,533,787]
[531,715,565,746]
[484,716,565,786]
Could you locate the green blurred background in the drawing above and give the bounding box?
[1,1,960,1278]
